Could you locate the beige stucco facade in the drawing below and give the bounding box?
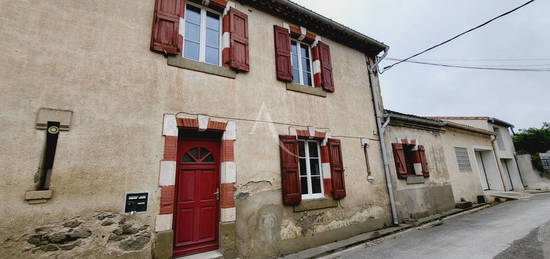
[440,118,525,191]
[384,115,496,220]
[0,0,392,258]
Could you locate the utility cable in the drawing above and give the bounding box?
[385,58,550,72]
[383,0,536,72]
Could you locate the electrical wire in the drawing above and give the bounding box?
[384,58,550,72]
[174,111,381,141]
[382,0,536,72]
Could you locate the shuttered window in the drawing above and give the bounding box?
[291,41,314,87]
[298,140,324,199]
[455,147,472,172]
[183,3,221,65]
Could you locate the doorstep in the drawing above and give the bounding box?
[279,203,491,259]
[175,250,223,259]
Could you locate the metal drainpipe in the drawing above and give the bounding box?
[366,54,399,226]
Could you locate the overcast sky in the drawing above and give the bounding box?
[291,0,549,130]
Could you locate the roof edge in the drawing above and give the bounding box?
[236,0,388,55]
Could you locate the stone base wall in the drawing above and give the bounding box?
[0,212,152,259]
[396,184,456,220]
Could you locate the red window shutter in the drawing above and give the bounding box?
[318,42,334,92]
[228,8,249,72]
[392,143,408,179]
[328,139,346,199]
[418,145,429,177]
[150,0,184,55]
[274,25,293,82]
[279,135,301,205]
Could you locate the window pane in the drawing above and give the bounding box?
[311,176,321,194]
[298,142,305,157]
[205,46,219,65]
[302,58,311,72]
[291,53,299,69]
[300,44,308,58]
[291,41,298,56]
[185,22,200,42]
[186,5,201,24]
[184,41,199,60]
[301,177,308,194]
[299,158,307,176]
[206,12,220,30]
[206,28,219,47]
[310,158,320,176]
[303,72,312,86]
[308,142,318,157]
[292,69,301,84]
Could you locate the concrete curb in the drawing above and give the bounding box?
[280,203,495,259]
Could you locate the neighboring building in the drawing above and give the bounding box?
[429,117,525,192]
[0,0,393,258]
[541,151,550,170]
[384,111,498,220]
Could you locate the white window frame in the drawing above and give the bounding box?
[291,40,315,87]
[299,140,324,200]
[181,2,222,66]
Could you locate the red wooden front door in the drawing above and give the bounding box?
[173,138,220,257]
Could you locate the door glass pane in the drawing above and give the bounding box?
[184,41,200,60]
[308,142,318,157]
[203,154,214,162]
[186,5,201,24]
[311,176,321,194]
[310,158,320,176]
[183,154,194,162]
[301,177,308,194]
[206,12,220,30]
[205,46,219,65]
[189,148,199,160]
[299,158,307,176]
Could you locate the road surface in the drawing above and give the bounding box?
[322,193,550,259]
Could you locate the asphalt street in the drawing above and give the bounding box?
[322,193,550,259]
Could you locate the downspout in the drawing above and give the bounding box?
[367,50,399,226]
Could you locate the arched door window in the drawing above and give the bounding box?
[182,147,215,163]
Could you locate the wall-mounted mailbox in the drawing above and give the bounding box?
[125,193,148,213]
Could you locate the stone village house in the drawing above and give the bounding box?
[1,0,393,258]
[383,111,507,220]
[0,0,521,258]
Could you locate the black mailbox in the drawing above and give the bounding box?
[125,193,148,213]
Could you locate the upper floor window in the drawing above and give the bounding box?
[183,3,221,65]
[298,140,324,199]
[291,40,313,87]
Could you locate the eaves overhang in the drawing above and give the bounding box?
[236,0,388,56]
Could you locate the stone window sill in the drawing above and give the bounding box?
[406,175,426,185]
[294,198,338,212]
[167,56,236,79]
[25,190,53,204]
[286,83,327,97]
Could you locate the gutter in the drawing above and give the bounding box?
[385,112,446,128]
[366,59,399,226]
